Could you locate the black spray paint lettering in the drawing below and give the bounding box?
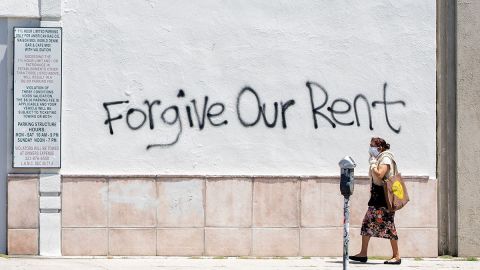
[103,100,129,135]
[191,97,228,129]
[103,81,406,149]
[147,105,182,149]
[177,89,228,129]
[126,108,147,130]
[102,89,229,150]
[236,86,296,128]
[307,81,405,133]
[103,100,183,148]
[144,100,161,129]
[372,83,406,134]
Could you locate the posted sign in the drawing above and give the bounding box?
[13,27,62,168]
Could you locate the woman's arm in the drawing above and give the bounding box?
[370,163,390,180]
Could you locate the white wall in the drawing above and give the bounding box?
[59,0,436,177]
[0,0,39,18]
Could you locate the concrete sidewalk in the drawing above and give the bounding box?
[0,256,478,270]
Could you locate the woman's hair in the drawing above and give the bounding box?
[371,137,390,151]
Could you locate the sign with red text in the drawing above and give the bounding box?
[13,27,62,168]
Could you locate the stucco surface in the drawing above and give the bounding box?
[59,0,436,177]
[0,0,39,18]
[456,0,480,257]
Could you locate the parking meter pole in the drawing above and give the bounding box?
[338,156,356,270]
[343,196,350,270]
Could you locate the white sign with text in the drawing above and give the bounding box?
[13,27,62,168]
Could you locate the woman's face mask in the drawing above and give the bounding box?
[369,146,380,157]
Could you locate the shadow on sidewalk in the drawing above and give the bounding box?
[331,260,384,265]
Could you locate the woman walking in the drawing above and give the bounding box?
[349,137,402,265]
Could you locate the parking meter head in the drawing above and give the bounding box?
[339,156,356,169]
[339,156,356,197]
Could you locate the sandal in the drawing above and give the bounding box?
[384,258,402,265]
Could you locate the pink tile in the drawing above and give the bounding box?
[345,227,364,257]
[348,227,438,258]
[300,227,370,257]
[8,229,38,255]
[301,179,343,227]
[62,178,108,227]
[109,178,156,227]
[157,228,204,256]
[252,228,299,256]
[8,178,38,229]
[366,228,438,257]
[205,228,251,256]
[109,229,156,256]
[62,228,108,256]
[300,228,343,256]
[301,227,438,257]
[253,179,299,227]
[206,179,252,227]
[394,180,437,228]
[157,179,204,227]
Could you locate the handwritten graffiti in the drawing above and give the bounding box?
[102,81,406,149]
[236,86,296,128]
[307,82,405,133]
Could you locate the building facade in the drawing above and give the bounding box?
[0,0,477,257]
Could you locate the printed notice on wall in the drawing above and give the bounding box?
[13,27,62,168]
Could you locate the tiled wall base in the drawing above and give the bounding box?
[7,176,39,255]
[7,229,38,255]
[8,175,437,257]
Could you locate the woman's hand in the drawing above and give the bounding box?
[369,156,377,166]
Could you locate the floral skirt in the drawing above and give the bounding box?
[360,206,398,240]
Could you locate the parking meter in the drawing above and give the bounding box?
[339,156,356,198]
[338,156,356,270]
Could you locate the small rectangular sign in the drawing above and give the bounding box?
[13,27,62,168]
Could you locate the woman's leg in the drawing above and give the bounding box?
[355,206,373,258]
[355,235,370,256]
[390,239,400,259]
